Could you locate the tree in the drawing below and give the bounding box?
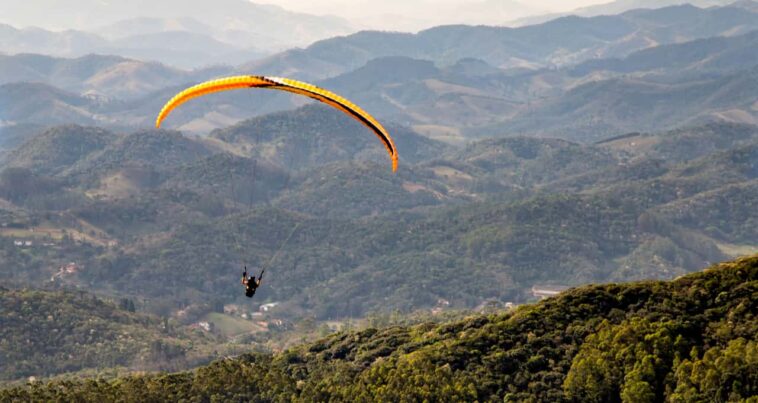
[621,356,656,403]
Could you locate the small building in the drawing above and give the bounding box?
[223,304,240,315]
[175,307,190,318]
[531,285,570,299]
[50,262,80,281]
[474,299,504,312]
[62,262,79,274]
[259,302,280,312]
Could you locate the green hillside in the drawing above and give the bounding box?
[3,255,755,402]
[0,82,96,125]
[3,125,112,176]
[0,121,754,321]
[0,289,232,382]
[210,104,448,169]
[90,189,731,319]
[273,161,447,218]
[64,129,212,186]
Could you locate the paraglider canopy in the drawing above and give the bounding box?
[156,75,398,172]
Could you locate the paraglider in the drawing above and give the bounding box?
[155,75,398,172]
[156,76,395,300]
[241,266,263,298]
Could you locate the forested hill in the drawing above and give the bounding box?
[4,255,756,402]
[0,289,235,383]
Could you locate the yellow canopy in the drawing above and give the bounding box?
[156,76,398,172]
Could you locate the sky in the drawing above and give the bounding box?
[258,0,610,18]
[0,0,626,33]
[256,0,614,30]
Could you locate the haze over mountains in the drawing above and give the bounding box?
[512,0,739,25]
[3,2,758,141]
[0,0,354,68]
[1,0,752,69]
[0,0,668,35]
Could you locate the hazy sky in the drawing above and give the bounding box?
[259,0,610,18]
[0,0,616,33]
[257,0,613,30]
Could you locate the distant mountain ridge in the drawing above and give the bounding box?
[484,64,758,141]
[0,82,98,126]
[244,3,758,80]
[0,53,216,99]
[511,0,742,26]
[0,22,265,69]
[0,0,356,69]
[570,29,758,76]
[3,3,758,139]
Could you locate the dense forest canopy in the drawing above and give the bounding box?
[2,255,756,402]
[0,118,754,322]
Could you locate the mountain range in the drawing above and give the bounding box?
[0,113,754,323]
[3,3,758,141]
[0,1,757,389]
[511,0,744,25]
[0,0,354,69]
[246,3,758,79]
